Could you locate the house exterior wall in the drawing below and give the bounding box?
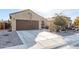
[11,18,16,31]
[46,18,55,28]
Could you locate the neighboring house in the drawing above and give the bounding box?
[0,21,5,29]
[65,17,72,28]
[46,17,57,32]
[4,20,11,29]
[46,17,55,28]
[0,21,2,29]
[9,9,47,31]
[0,20,11,30]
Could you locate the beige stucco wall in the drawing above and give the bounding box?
[46,18,56,32]
[46,18,54,28]
[11,18,16,31]
[10,9,47,31]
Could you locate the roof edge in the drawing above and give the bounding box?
[9,9,30,15]
[9,9,47,21]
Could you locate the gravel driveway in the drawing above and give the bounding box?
[0,30,23,49]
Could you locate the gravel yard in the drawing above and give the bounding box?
[0,30,23,48]
[56,31,79,49]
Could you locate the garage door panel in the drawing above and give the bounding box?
[16,20,39,30]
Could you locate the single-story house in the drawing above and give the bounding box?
[10,9,47,31]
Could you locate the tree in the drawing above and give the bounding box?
[48,12,72,32]
[53,13,71,31]
[54,13,70,27]
[74,17,79,27]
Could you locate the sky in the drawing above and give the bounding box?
[0,9,79,21]
[0,9,21,21]
[0,0,79,21]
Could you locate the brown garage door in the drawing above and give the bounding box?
[16,20,39,30]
